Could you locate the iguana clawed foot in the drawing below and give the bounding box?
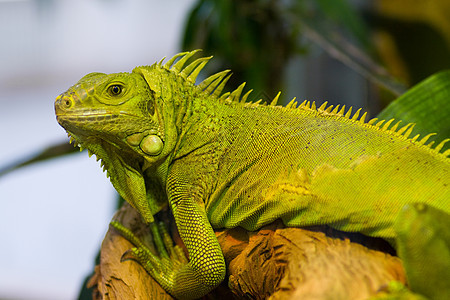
[110,221,188,293]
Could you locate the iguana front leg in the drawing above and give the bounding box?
[112,189,226,299]
[167,194,226,298]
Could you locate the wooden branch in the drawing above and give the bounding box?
[89,204,174,300]
[88,203,406,299]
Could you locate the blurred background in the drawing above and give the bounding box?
[0,0,449,299]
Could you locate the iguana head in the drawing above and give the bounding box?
[55,71,164,158]
[55,67,175,223]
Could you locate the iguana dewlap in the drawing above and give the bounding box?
[55,50,450,299]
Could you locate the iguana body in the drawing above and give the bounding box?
[55,51,450,299]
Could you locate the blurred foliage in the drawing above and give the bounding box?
[0,142,78,177]
[370,0,450,86]
[182,0,414,103]
[182,0,302,101]
[182,0,395,101]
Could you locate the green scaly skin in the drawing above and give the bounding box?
[394,204,450,300]
[55,50,450,299]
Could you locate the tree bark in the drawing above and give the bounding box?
[88,203,406,299]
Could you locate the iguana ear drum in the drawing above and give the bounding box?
[140,134,163,156]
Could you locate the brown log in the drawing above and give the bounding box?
[89,203,406,299]
[89,204,174,300]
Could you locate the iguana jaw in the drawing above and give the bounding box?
[55,106,163,158]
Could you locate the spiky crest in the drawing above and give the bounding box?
[199,71,231,95]
[270,92,281,106]
[286,98,298,109]
[154,51,449,158]
[229,83,246,102]
[240,89,253,103]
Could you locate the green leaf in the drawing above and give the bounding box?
[377,70,450,152]
[0,142,79,178]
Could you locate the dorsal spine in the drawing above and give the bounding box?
[156,50,450,158]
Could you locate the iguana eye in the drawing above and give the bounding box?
[108,85,123,96]
[63,98,72,108]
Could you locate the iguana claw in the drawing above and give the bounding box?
[110,220,188,293]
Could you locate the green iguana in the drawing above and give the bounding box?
[54,50,450,299]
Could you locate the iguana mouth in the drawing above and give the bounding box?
[57,113,119,124]
[55,92,139,124]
